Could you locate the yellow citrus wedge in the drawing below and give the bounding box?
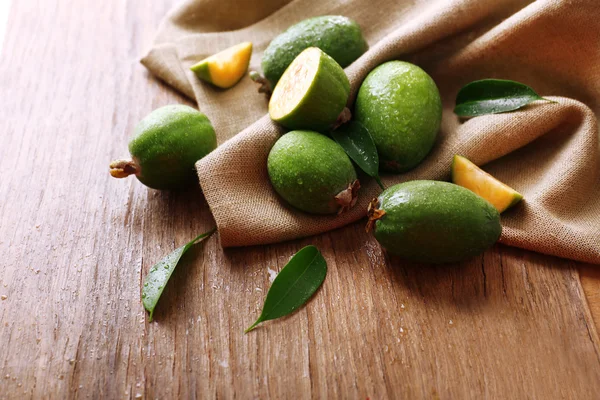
[451,155,523,213]
[190,42,253,89]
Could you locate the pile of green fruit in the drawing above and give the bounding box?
[111,15,531,265]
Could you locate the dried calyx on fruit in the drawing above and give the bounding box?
[365,198,386,232]
[109,159,139,179]
[335,180,361,215]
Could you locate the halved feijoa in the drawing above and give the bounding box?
[268,130,359,214]
[190,42,253,89]
[451,155,523,212]
[262,15,368,87]
[268,47,350,132]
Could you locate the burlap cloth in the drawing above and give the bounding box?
[142,0,600,263]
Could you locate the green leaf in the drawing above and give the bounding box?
[142,229,216,321]
[245,245,327,333]
[454,79,554,117]
[331,121,385,190]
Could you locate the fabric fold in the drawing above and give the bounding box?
[143,0,600,263]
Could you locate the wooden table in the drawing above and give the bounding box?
[1,1,599,398]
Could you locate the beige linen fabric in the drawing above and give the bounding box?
[142,0,600,263]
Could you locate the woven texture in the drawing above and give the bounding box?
[142,0,600,263]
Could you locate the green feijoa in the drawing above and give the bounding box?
[262,15,368,87]
[268,130,360,214]
[355,61,442,173]
[367,180,501,263]
[109,105,217,190]
[269,47,350,132]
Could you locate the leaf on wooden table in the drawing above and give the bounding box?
[142,228,216,322]
[245,245,327,333]
[454,79,555,117]
[331,121,385,190]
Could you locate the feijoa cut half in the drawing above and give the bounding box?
[190,42,253,89]
[451,155,523,212]
[268,47,350,132]
[261,15,368,87]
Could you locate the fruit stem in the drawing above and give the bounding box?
[249,71,272,98]
[365,198,386,233]
[332,107,352,131]
[109,159,139,179]
[335,179,361,214]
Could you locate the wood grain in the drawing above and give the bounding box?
[0,0,599,398]
[581,265,600,327]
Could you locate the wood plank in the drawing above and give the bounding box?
[581,266,600,326]
[0,0,11,56]
[0,0,599,398]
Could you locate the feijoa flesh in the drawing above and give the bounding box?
[269,47,350,132]
[190,42,253,89]
[261,15,368,88]
[452,155,523,213]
